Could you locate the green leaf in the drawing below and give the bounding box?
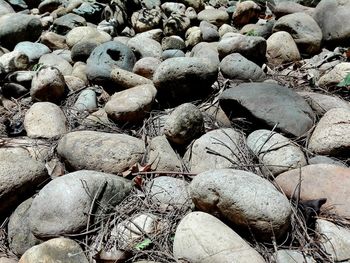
[245,29,257,36]
[135,238,152,250]
[337,72,350,87]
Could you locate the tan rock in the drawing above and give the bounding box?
[110,67,153,90]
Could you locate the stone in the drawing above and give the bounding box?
[38,53,72,76]
[70,40,98,63]
[19,237,88,263]
[40,31,68,50]
[247,129,307,176]
[104,84,156,123]
[218,34,266,65]
[233,0,261,26]
[190,42,220,66]
[38,0,61,14]
[308,155,347,167]
[184,128,248,174]
[308,108,350,156]
[0,13,42,49]
[73,89,97,112]
[316,219,350,262]
[318,62,350,88]
[173,212,265,263]
[190,169,291,240]
[274,250,315,263]
[132,57,161,79]
[14,42,51,63]
[266,31,301,66]
[0,258,17,263]
[52,13,86,35]
[136,28,163,42]
[197,9,229,27]
[64,75,86,91]
[161,36,186,51]
[30,66,66,103]
[220,53,266,81]
[298,91,350,116]
[163,12,191,36]
[66,26,111,48]
[0,148,48,215]
[178,0,204,12]
[72,1,104,24]
[86,41,136,90]
[8,198,41,256]
[146,176,191,206]
[0,51,29,74]
[163,103,204,145]
[313,0,350,47]
[110,67,153,90]
[199,21,219,42]
[0,0,14,16]
[162,49,185,60]
[219,23,236,37]
[272,2,312,18]
[240,20,275,39]
[275,164,350,218]
[29,170,132,237]
[219,83,315,137]
[1,83,28,99]
[57,131,145,173]
[185,26,202,48]
[273,12,322,55]
[24,102,67,139]
[131,9,162,33]
[147,136,182,172]
[153,57,218,107]
[161,2,186,15]
[71,61,88,83]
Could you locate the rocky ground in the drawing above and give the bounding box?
[0,0,350,262]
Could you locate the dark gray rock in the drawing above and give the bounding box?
[199,21,219,42]
[0,13,42,49]
[219,83,315,137]
[71,41,98,62]
[86,41,136,91]
[162,49,185,60]
[1,82,28,99]
[72,1,104,24]
[52,13,87,35]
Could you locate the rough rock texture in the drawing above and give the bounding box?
[190,169,291,240]
[29,170,132,237]
[275,164,350,217]
[173,212,266,263]
[57,131,145,173]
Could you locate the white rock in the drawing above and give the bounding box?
[274,250,315,263]
[318,62,350,88]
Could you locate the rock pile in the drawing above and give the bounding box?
[0,0,349,262]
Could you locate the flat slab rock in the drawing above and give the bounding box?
[219,82,315,137]
[275,164,350,218]
[57,130,145,173]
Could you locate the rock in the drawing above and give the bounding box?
[316,219,350,262]
[199,21,219,42]
[0,51,29,73]
[240,20,275,39]
[178,0,204,12]
[64,75,85,91]
[218,34,266,64]
[161,36,186,51]
[313,0,350,47]
[133,57,161,79]
[275,164,350,217]
[40,31,68,50]
[274,250,315,263]
[163,12,191,36]
[147,136,182,171]
[73,89,97,112]
[190,169,291,240]
[0,258,17,263]
[24,102,67,139]
[161,2,186,15]
[308,108,350,156]
[131,9,162,33]
[57,131,145,173]
[128,36,162,59]
[38,0,61,14]
[0,13,42,49]
[219,23,236,37]
[153,57,218,107]
[14,42,51,63]
[219,83,315,137]
[146,176,191,206]
[19,237,88,263]
[173,212,265,263]
[8,198,41,256]
[111,213,163,249]
[162,49,185,60]
[86,41,136,90]
[1,83,28,99]
[197,9,229,27]
[30,66,66,102]
[184,128,247,174]
[29,170,132,237]
[266,31,301,66]
[66,26,111,48]
[318,62,350,88]
[0,148,48,215]
[163,103,204,145]
[38,53,72,76]
[190,42,220,66]
[219,53,266,81]
[72,1,104,24]
[52,13,86,35]
[232,0,261,26]
[185,26,202,48]
[272,2,313,18]
[109,67,153,90]
[308,155,347,167]
[273,12,322,55]
[71,61,88,83]
[298,91,350,115]
[247,129,306,175]
[70,40,98,63]
[104,84,156,123]
[136,28,163,42]
[0,0,14,16]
